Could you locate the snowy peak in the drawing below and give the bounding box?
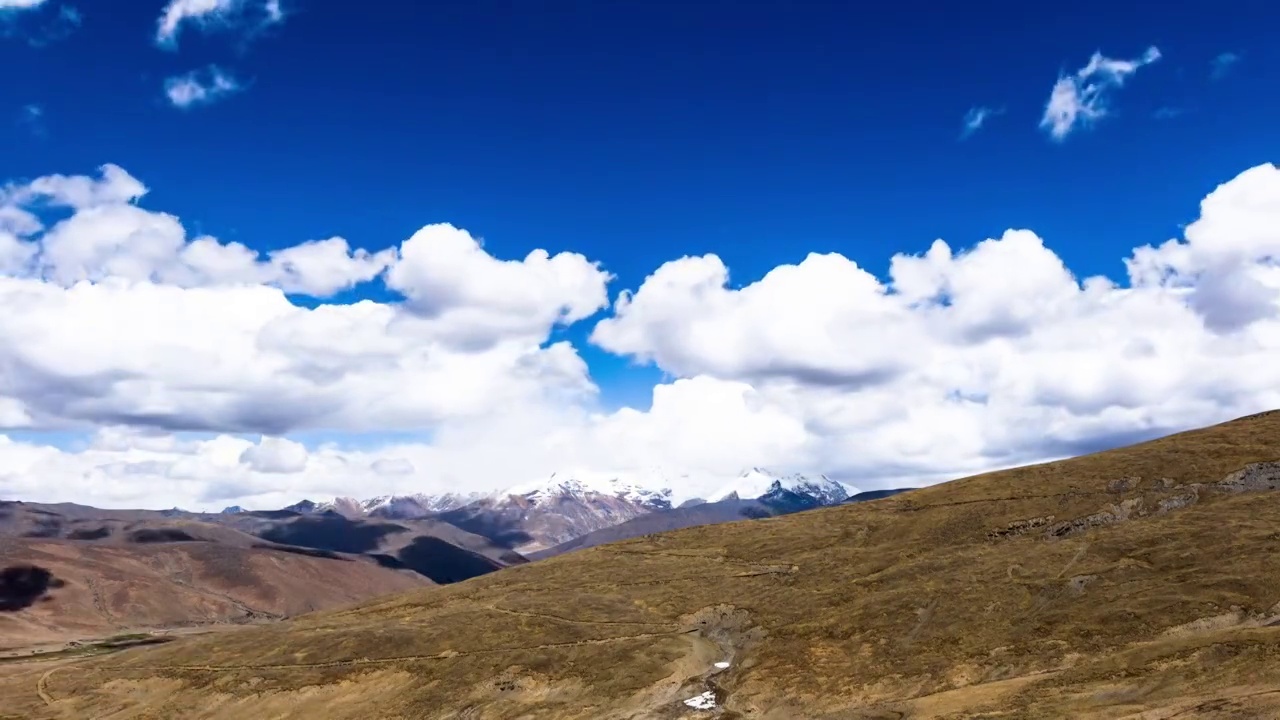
[315,496,364,517]
[500,473,674,511]
[712,468,852,507]
[363,493,483,518]
[276,468,847,522]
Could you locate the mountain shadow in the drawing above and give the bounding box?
[257,514,406,554]
[251,543,348,561]
[0,564,65,611]
[243,509,304,520]
[433,507,536,550]
[392,536,504,584]
[128,528,199,543]
[67,526,112,540]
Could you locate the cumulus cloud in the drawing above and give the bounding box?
[1040,46,1161,141]
[385,223,612,348]
[4,162,1280,510]
[960,106,1002,139]
[155,0,282,47]
[164,66,242,109]
[595,162,1280,476]
[0,164,606,438]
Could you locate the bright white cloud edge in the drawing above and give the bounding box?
[1040,46,1161,141]
[0,0,47,10]
[2,161,1280,512]
[164,65,242,108]
[155,0,281,46]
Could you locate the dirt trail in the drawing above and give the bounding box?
[36,667,59,706]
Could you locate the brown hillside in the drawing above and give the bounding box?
[15,410,1280,719]
[0,536,429,650]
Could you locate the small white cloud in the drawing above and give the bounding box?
[960,106,1003,139]
[164,66,242,109]
[0,0,47,10]
[156,0,238,46]
[1040,46,1162,141]
[1211,51,1241,80]
[155,0,282,47]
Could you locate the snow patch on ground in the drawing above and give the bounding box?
[683,690,717,710]
[713,661,730,669]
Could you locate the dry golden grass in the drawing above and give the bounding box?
[14,410,1280,719]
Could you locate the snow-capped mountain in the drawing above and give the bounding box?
[437,472,675,554]
[710,469,854,507]
[362,493,484,519]
[275,468,850,554]
[499,472,675,511]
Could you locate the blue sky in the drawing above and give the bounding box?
[7,2,1275,297]
[2,0,1280,507]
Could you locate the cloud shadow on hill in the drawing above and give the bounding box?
[0,564,65,611]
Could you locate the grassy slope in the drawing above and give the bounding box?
[18,410,1280,719]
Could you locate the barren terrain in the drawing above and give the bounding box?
[9,411,1280,718]
[0,535,430,649]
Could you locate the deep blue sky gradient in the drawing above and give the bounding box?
[4,0,1279,410]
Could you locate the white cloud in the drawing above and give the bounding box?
[594,161,1280,476]
[0,164,606,438]
[1211,51,1241,80]
[0,0,47,10]
[164,66,242,109]
[4,162,1280,510]
[239,436,308,473]
[960,106,1002,139]
[1040,46,1161,141]
[385,223,612,348]
[155,0,281,47]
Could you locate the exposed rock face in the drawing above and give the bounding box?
[436,490,657,555]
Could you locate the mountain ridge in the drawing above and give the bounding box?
[267,469,853,554]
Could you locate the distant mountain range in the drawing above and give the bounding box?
[529,485,913,560]
[0,471,911,649]
[262,469,872,554]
